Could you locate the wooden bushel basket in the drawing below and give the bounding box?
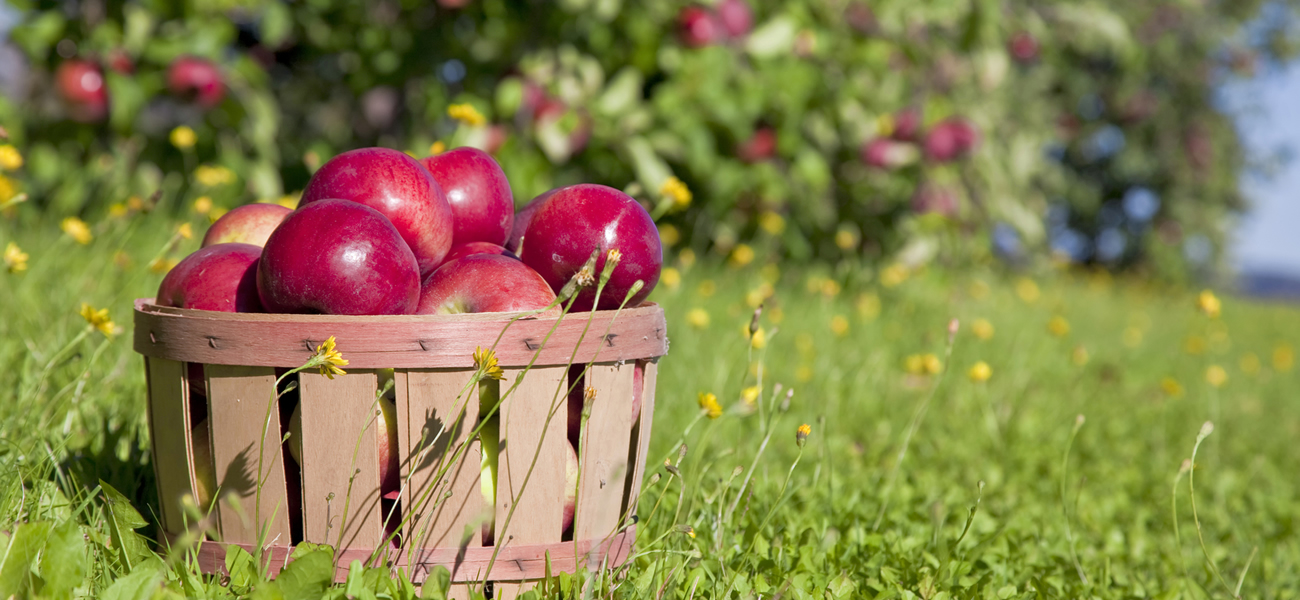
[133,299,667,596]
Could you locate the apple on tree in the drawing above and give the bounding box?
[156,243,263,312]
[420,147,515,248]
[518,184,662,311]
[56,59,108,123]
[168,56,225,108]
[418,254,556,315]
[300,147,454,276]
[201,203,292,248]
[257,198,421,315]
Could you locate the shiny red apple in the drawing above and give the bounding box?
[505,189,559,253]
[518,184,662,311]
[923,118,979,162]
[257,198,420,315]
[201,203,292,248]
[168,56,225,108]
[157,243,263,312]
[300,147,454,276]
[417,254,556,315]
[56,59,108,123]
[716,0,753,38]
[438,242,516,268]
[420,147,514,247]
[861,138,919,169]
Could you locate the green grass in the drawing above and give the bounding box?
[3,209,1300,598]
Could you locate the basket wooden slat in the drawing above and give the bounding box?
[298,371,384,549]
[624,359,658,514]
[134,299,667,369]
[400,369,484,553]
[145,357,197,534]
[204,364,291,545]
[575,363,635,541]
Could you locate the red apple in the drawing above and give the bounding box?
[438,242,516,268]
[518,184,662,311]
[417,254,556,315]
[923,118,979,162]
[56,59,108,123]
[716,0,753,38]
[201,203,292,248]
[168,56,225,108]
[156,243,263,312]
[861,138,919,169]
[505,189,559,253]
[288,396,401,497]
[891,107,922,142]
[562,440,579,533]
[420,147,515,247]
[679,7,724,48]
[1009,32,1040,63]
[192,418,216,510]
[300,147,454,277]
[107,49,134,74]
[257,198,420,315]
[738,128,777,163]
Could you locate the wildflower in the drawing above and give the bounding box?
[830,315,849,337]
[745,283,773,308]
[971,318,994,340]
[473,346,504,381]
[127,196,146,211]
[170,126,197,150]
[905,353,942,375]
[0,145,22,170]
[880,264,908,288]
[698,392,722,419]
[1161,377,1184,397]
[968,361,992,382]
[1015,278,1040,303]
[1071,346,1089,366]
[148,258,178,273]
[1195,290,1221,318]
[748,326,767,350]
[680,525,696,539]
[678,248,697,268]
[729,243,754,268]
[660,267,682,290]
[759,211,785,235]
[659,176,692,211]
[796,423,811,448]
[1048,316,1070,337]
[193,196,213,215]
[61,217,92,245]
[1239,353,1261,375]
[686,308,709,329]
[177,223,193,240]
[658,224,680,247]
[447,103,486,127]
[835,227,859,250]
[1274,344,1294,372]
[429,141,447,155]
[4,242,28,273]
[79,304,116,338]
[108,204,128,218]
[600,248,622,286]
[1205,365,1227,388]
[820,279,841,297]
[0,176,16,207]
[313,336,349,379]
[741,386,760,408]
[194,165,235,187]
[922,353,942,375]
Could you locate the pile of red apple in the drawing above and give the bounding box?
[164,145,661,540]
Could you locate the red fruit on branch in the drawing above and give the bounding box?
[55,59,108,123]
[1008,32,1040,63]
[738,128,777,163]
[923,118,980,162]
[911,182,959,217]
[861,138,919,170]
[168,56,225,108]
[679,6,724,48]
[891,108,922,142]
[716,0,754,38]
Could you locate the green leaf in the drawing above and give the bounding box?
[289,541,335,562]
[105,72,146,134]
[10,11,65,59]
[277,548,334,600]
[100,557,164,600]
[344,560,377,600]
[745,16,797,59]
[419,565,451,600]
[225,544,258,589]
[597,67,643,117]
[100,480,150,571]
[39,521,88,599]
[260,2,293,48]
[0,521,53,599]
[827,571,856,598]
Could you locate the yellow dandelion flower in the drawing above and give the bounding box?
[1160,377,1184,397]
[922,353,942,375]
[686,308,710,329]
[4,242,28,273]
[429,141,447,155]
[904,354,924,375]
[473,346,504,381]
[194,165,235,187]
[192,196,213,215]
[1195,290,1221,318]
[127,196,146,211]
[0,175,17,207]
[741,386,760,408]
[758,211,785,235]
[796,423,811,448]
[685,526,696,539]
[313,336,349,379]
[659,176,692,211]
[856,292,881,321]
[748,326,767,350]
[880,264,908,288]
[658,224,680,247]
[0,145,23,170]
[1184,335,1207,356]
[448,103,486,127]
[1016,278,1040,303]
[820,279,841,297]
[834,227,858,250]
[1048,316,1070,338]
[61,217,92,245]
[830,315,849,337]
[148,257,178,273]
[1239,353,1261,375]
[1274,343,1294,372]
[108,203,128,218]
[698,392,722,419]
[968,279,990,299]
[971,318,994,340]
[968,361,992,382]
[177,223,193,240]
[207,206,229,222]
[79,303,116,338]
[661,267,682,290]
[170,126,197,150]
[678,248,696,268]
[1071,346,1089,366]
[728,243,754,268]
[1205,365,1227,388]
[696,279,716,297]
[1122,326,1144,348]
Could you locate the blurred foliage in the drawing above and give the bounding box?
[1,0,1296,279]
